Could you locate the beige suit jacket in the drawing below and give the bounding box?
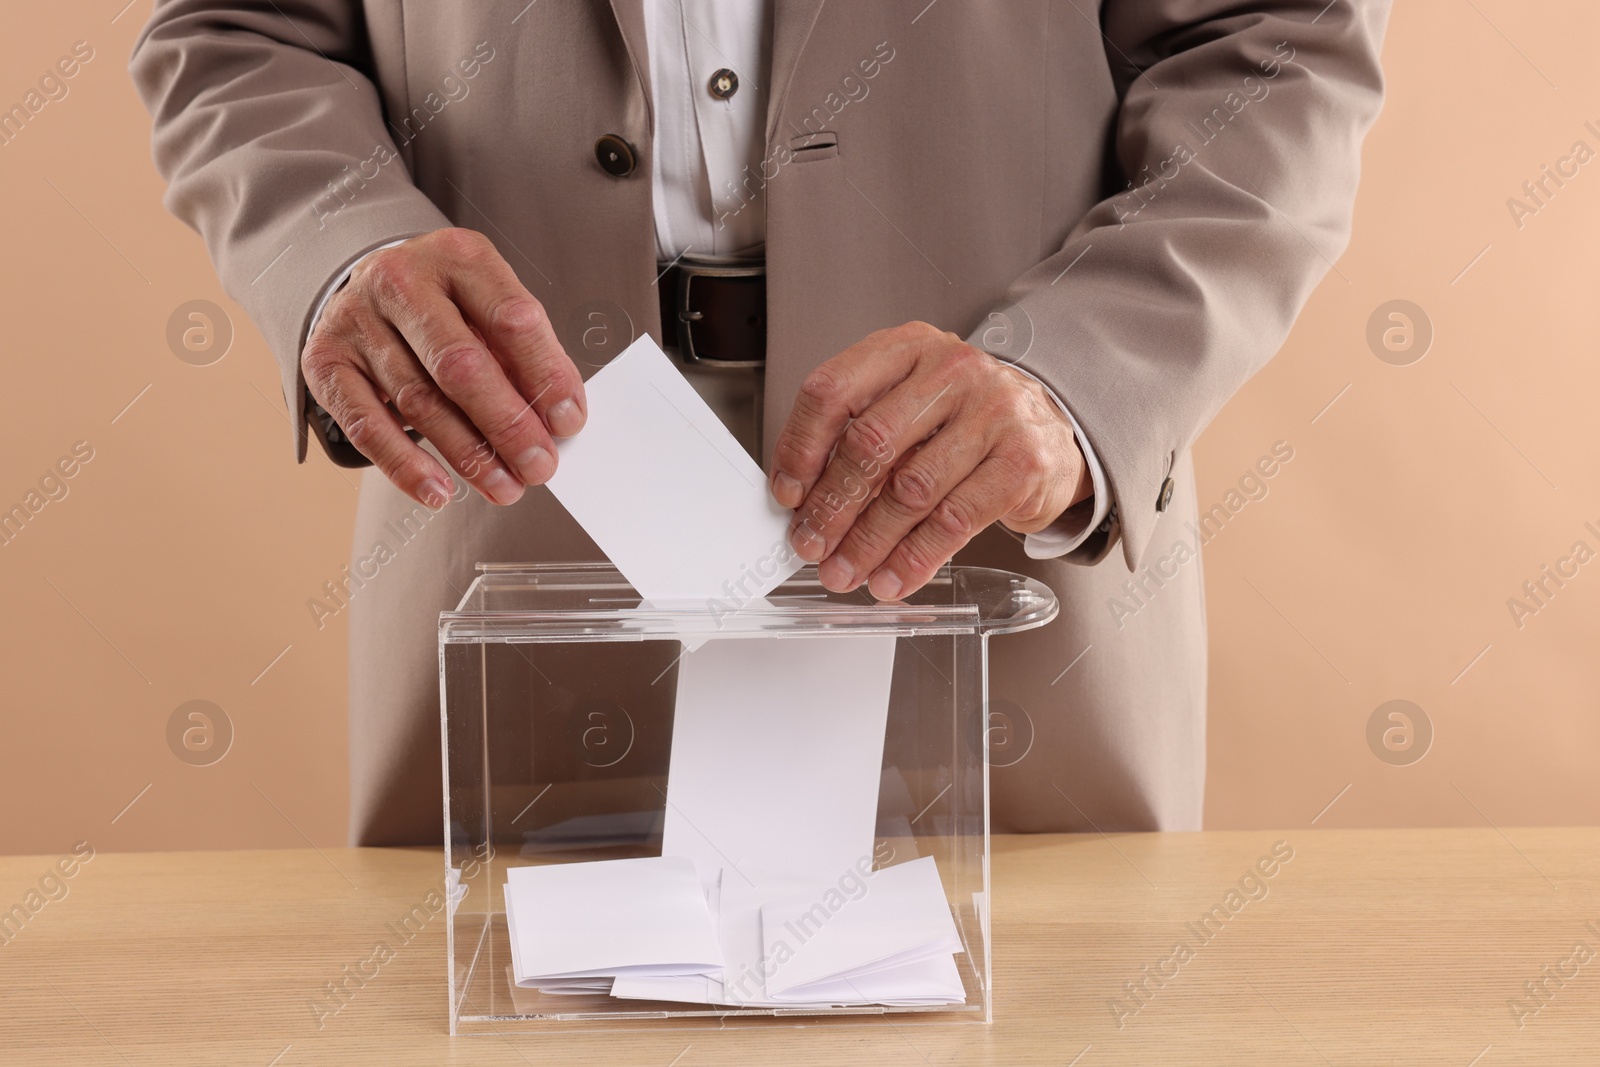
[132,0,1390,843]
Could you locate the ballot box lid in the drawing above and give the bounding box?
[439,562,1057,643]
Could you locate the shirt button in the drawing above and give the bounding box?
[709,68,739,100]
[1156,476,1175,512]
[594,134,637,177]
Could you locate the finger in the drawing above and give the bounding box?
[769,323,937,508]
[866,456,1023,602]
[817,427,987,593]
[789,368,965,572]
[303,340,455,509]
[360,249,556,488]
[437,232,588,439]
[359,317,531,507]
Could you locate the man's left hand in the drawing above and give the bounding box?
[769,321,1093,601]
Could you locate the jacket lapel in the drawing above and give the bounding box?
[767,0,827,143]
[607,0,653,130]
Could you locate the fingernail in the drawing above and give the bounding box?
[773,472,803,508]
[819,555,855,591]
[481,467,524,506]
[513,445,553,484]
[420,478,452,510]
[790,524,825,562]
[547,398,584,438]
[869,569,903,601]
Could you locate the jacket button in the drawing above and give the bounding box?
[709,68,739,99]
[594,134,637,177]
[1156,477,1175,512]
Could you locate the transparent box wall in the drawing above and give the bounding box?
[439,563,1056,1035]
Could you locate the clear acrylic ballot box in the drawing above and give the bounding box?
[439,562,1057,1034]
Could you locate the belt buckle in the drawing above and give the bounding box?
[674,261,766,369]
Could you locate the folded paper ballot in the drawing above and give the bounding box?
[760,856,963,999]
[545,335,802,604]
[609,860,965,1008]
[614,866,810,1008]
[782,955,966,1007]
[718,867,817,1006]
[720,865,961,1007]
[502,856,721,985]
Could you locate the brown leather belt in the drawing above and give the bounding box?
[657,260,766,368]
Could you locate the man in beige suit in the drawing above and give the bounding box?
[132,1,1389,844]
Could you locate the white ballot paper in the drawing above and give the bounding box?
[546,335,802,603]
[661,633,898,891]
[760,856,963,1001]
[615,866,813,1007]
[502,856,721,985]
[615,862,964,1008]
[608,873,726,1005]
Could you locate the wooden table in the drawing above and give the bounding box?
[3,830,1598,1065]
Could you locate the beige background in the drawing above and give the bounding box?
[0,1,1594,855]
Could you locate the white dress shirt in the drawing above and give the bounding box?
[313,0,1111,557]
[643,0,769,261]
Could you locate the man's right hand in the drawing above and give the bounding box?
[301,227,586,509]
